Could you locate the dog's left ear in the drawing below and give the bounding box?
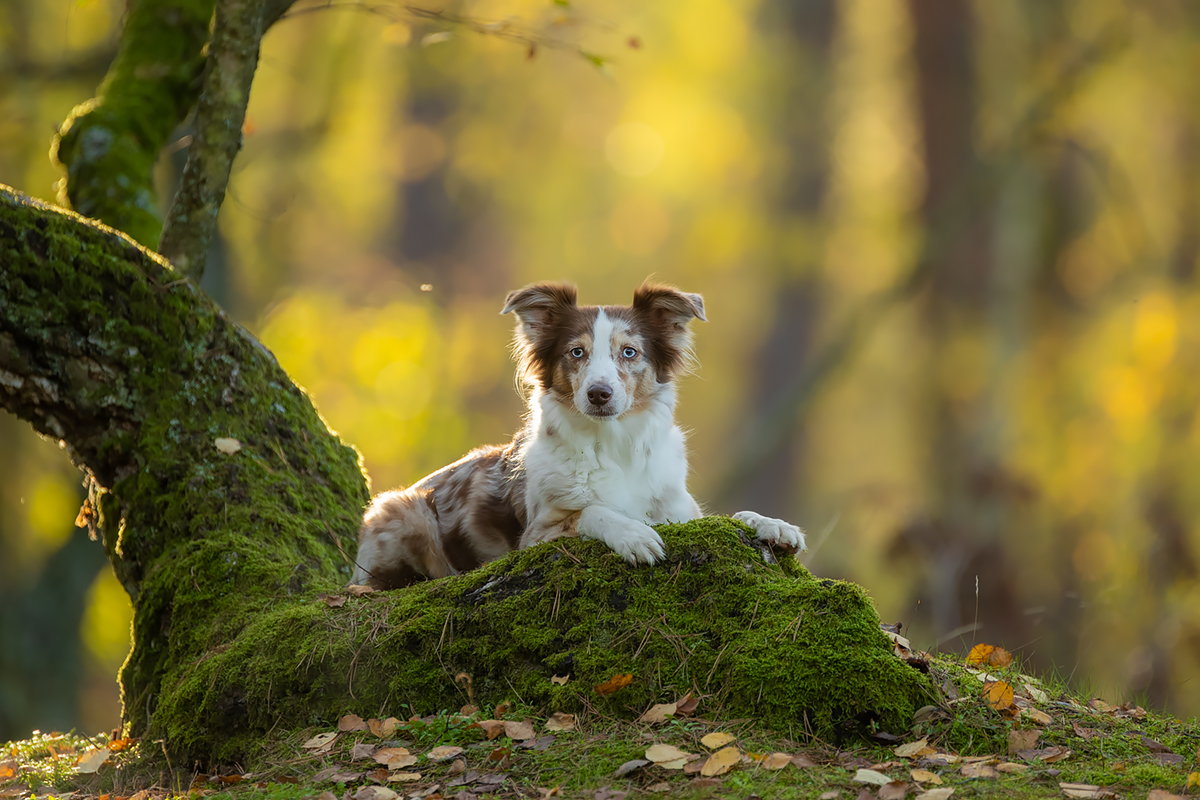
[632,284,706,326]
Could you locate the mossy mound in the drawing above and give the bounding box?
[158,517,931,762]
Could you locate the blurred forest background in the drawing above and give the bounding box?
[3,0,1200,741]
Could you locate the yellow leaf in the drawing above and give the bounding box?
[761,753,791,770]
[386,773,421,783]
[966,644,994,665]
[910,769,942,785]
[75,748,111,774]
[701,747,741,777]
[550,675,569,686]
[427,746,464,761]
[645,744,690,763]
[984,680,1014,711]
[214,437,242,454]
[1186,773,1200,791]
[895,737,929,758]
[302,732,338,750]
[1022,708,1053,725]
[594,674,633,696]
[701,732,736,750]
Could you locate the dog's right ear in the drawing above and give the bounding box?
[500,283,577,330]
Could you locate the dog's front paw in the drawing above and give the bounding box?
[733,511,806,552]
[602,522,665,565]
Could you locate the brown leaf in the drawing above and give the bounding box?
[329,771,364,783]
[960,763,997,779]
[909,769,941,785]
[594,674,633,696]
[350,743,377,761]
[428,746,465,762]
[1147,791,1185,800]
[460,704,479,716]
[914,790,954,800]
[675,695,700,716]
[791,753,818,768]
[645,783,671,793]
[545,712,575,732]
[613,759,649,778]
[386,773,421,783]
[502,720,536,741]
[369,717,400,737]
[302,732,338,752]
[345,584,375,596]
[683,759,705,775]
[373,747,410,766]
[879,782,909,800]
[354,787,397,800]
[995,762,1028,774]
[818,793,842,800]
[1008,729,1039,756]
[701,747,741,777]
[320,594,347,608]
[476,720,506,740]
[339,714,368,732]
[637,703,677,724]
[494,702,511,717]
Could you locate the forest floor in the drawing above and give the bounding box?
[3,645,1198,800]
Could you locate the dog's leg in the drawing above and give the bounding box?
[731,510,807,552]
[578,505,665,565]
[352,488,455,589]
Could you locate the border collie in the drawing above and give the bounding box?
[350,282,805,589]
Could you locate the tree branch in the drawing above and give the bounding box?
[50,0,218,249]
[159,0,269,281]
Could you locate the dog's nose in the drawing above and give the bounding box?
[587,384,613,407]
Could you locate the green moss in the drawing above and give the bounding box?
[153,517,931,763]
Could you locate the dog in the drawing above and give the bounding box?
[350,282,805,589]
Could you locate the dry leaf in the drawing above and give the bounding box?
[503,720,536,741]
[683,759,705,775]
[855,768,894,786]
[658,758,688,770]
[1059,783,1104,799]
[613,759,648,778]
[675,695,700,716]
[320,594,346,608]
[700,747,741,777]
[350,743,377,761]
[1071,722,1097,740]
[638,703,677,724]
[1187,773,1200,790]
[214,437,242,454]
[0,760,16,781]
[792,753,817,768]
[819,793,842,800]
[701,732,737,750]
[879,782,909,800]
[1008,729,1039,755]
[373,747,409,765]
[995,762,1028,774]
[645,744,690,763]
[761,753,791,770]
[550,675,569,685]
[960,763,997,779]
[339,714,368,732]
[76,748,111,774]
[477,720,506,740]
[1146,792,1184,800]
[594,674,633,696]
[345,584,375,596]
[387,773,421,783]
[910,770,941,785]
[914,789,954,800]
[354,786,397,800]
[428,746,464,762]
[302,732,338,751]
[545,712,575,732]
[538,787,561,799]
[1022,708,1053,725]
[1040,746,1071,764]
[645,782,671,793]
[895,738,929,759]
[1088,698,1115,713]
[984,681,1015,711]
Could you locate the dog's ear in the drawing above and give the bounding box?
[632,284,706,325]
[501,282,578,329]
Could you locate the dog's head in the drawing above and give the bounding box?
[501,282,706,420]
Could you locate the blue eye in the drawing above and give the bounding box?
[622,347,638,358]
[570,347,585,358]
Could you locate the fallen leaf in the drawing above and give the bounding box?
[373,747,411,766]
[345,584,375,596]
[76,748,111,774]
[594,674,633,696]
[448,759,466,776]
[966,643,1008,666]
[1059,783,1106,799]
[879,781,909,800]
[910,770,941,785]
[923,752,959,765]
[995,762,1028,774]
[1088,698,1115,713]
[638,703,677,724]
[350,743,377,761]
[479,773,508,785]
[914,789,954,800]
[658,758,689,771]
[1146,791,1184,800]
[613,759,649,778]
[320,594,346,608]
[691,778,722,789]
[545,712,575,732]
[855,768,894,786]
[683,760,704,775]
[1188,773,1200,790]
[701,732,736,750]
[1023,683,1049,703]
[1022,708,1053,725]
[370,717,400,737]
[594,789,628,800]
[675,695,700,715]
[1008,729,1039,755]
[1041,746,1072,764]
[960,763,997,779]
[329,771,364,783]
[477,720,506,740]
[494,702,511,717]
[645,783,671,793]
[354,787,397,800]
[214,437,242,454]
[701,747,741,777]
[108,738,135,752]
[791,753,817,768]
[340,714,367,734]
[503,720,536,741]
[550,675,569,686]
[819,793,842,800]
[302,732,338,751]
[386,773,421,783]
[0,760,15,781]
[895,738,929,759]
[984,681,1015,711]
[428,746,464,762]
[538,787,561,799]
[645,744,691,763]
[761,753,791,770]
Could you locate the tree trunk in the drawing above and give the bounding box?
[0,186,930,763]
